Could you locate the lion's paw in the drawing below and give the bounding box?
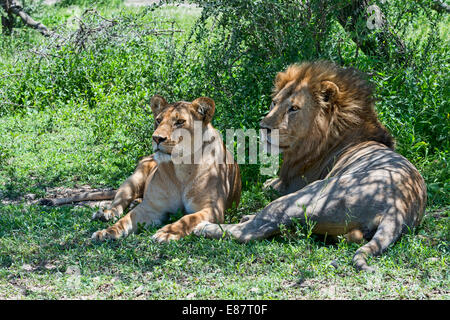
[91,229,108,241]
[262,177,279,190]
[152,227,182,243]
[91,228,121,241]
[193,221,219,238]
[92,208,118,222]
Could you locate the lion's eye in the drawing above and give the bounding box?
[155,118,162,125]
[175,119,185,126]
[288,105,300,112]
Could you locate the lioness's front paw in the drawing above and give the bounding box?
[152,226,183,243]
[92,208,118,222]
[91,228,121,241]
[91,229,108,241]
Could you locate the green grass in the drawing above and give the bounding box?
[0,1,449,299]
[0,102,448,299]
[0,98,447,299]
[0,202,448,299]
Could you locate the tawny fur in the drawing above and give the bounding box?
[55,95,241,243]
[194,61,427,272]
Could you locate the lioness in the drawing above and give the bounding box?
[54,95,241,242]
[194,61,427,271]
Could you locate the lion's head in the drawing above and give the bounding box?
[261,61,394,181]
[150,95,216,163]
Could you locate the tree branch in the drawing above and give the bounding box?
[334,0,406,63]
[432,0,450,13]
[0,0,51,36]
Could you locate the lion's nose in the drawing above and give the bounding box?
[152,135,167,145]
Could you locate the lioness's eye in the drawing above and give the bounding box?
[155,118,162,125]
[288,105,300,112]
[175,119,185,126]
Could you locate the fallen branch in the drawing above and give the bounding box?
[432,0,450,13]
[1,0,51,36]
[39,190,117,206]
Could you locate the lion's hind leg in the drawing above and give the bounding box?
[352,214,404,272]
[344,229,365,243]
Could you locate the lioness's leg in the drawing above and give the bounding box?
[91,203,167,241]
[92,156,156,221]
[152,207,221,242]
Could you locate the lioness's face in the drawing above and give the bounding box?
[150,95,215,157]
[260,80,317,150]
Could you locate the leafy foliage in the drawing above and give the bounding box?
[0,0,448,300]
[0,1,448,201]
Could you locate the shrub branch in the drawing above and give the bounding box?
[0,0,50,36]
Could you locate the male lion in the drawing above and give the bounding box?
[44,95,241,242]
[194,61,427,271]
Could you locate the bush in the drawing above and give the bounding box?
[184,0,449,203]
[0,0,448,204]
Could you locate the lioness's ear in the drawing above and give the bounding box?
[150,94,169,115]
[192,97,215,124]
[320,80,339,105]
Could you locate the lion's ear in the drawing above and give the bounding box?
[320,80,340,105]
[150,95,169,115]
[192,97,215,124]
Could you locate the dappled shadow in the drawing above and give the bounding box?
[195,142,427,270]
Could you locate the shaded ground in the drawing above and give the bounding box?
[0,204,447,299]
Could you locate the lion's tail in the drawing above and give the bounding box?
[352,215,404,272]
[39,190,117,206]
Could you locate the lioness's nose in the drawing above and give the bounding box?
[152,135,167,145]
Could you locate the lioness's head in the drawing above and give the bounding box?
[260,61,394,153]
[150,95,216,162]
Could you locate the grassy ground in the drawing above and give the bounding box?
[0,76,448,300]
[0,1,448,299]
[0,201,448,299]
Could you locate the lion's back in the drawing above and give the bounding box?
[327,141,427,227]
